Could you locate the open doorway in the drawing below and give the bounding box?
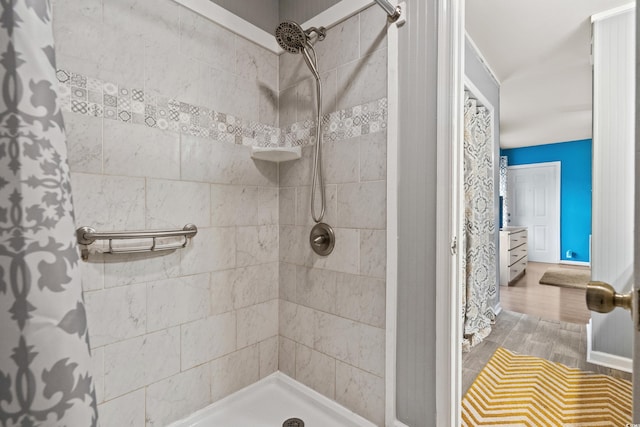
[460,0,633,406]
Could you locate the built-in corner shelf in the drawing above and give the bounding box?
[250,146,301,163]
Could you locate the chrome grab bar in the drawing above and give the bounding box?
[76,224,198,261]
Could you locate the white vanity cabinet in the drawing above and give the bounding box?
[499,227,528,286]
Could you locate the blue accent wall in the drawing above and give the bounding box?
[501,139,592,262]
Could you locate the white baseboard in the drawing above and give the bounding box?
[559,260,591,267]
[586,319,632,373]
[587,350,633,373]
[393,420,410,427]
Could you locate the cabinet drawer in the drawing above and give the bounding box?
[509,231,527,249]
[508,244,527,266]
[509,256,528,281]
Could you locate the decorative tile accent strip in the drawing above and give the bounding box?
[56,69,387,148]
[282,98,388,146]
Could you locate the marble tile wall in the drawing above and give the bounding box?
[53,0,280,426]
[278,5,388,426]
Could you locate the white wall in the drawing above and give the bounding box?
[279,0,342,25]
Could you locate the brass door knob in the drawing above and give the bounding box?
[586,281,633,313]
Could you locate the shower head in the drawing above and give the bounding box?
[275,21,327,54]
[275,21,326,81]
[275,21,307,54]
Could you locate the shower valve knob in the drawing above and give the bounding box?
[313,235,326,245]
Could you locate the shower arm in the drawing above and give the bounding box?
[374,0,402,22]
[374,0,406,26]
[304,26,326,41]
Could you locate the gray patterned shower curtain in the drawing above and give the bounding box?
[461,92,496,352]
[0,1,97,425]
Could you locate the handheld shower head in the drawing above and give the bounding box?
[275,21,327,53]
[275,21,325,80]
[275,21,307,54]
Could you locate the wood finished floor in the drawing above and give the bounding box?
[462,262,631,396]
[500,261,591,324]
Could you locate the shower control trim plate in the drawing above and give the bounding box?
[310,223,335,256]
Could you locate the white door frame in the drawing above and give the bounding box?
[385,0,464,424]
[438,2,637,426]
[435,0,465,424]
[507,161,561,264]
[464,79,494,116]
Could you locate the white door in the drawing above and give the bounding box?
[506,162,560,263]
[588,5,638,420]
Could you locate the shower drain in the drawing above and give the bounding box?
[282,418,305,427]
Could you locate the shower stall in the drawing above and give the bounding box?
[0,0,398,425]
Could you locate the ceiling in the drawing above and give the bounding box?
[208,0,340,33]
[466,0,632,148]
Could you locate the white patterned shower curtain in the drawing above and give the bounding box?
[0,1,98,425]
[461,92,496,352]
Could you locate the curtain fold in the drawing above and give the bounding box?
[462,92,496,352]
[0,1,98,425]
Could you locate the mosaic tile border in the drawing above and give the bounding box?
[56,69,281,147]
[56,69,387,148]
[283,98,388,146]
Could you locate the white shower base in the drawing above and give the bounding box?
[168,372,377,427]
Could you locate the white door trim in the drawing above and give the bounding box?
[384,3,403,425]
[507,161,561,263]
[436,0,465,424]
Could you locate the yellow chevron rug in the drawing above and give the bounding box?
[461,347,632,426]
